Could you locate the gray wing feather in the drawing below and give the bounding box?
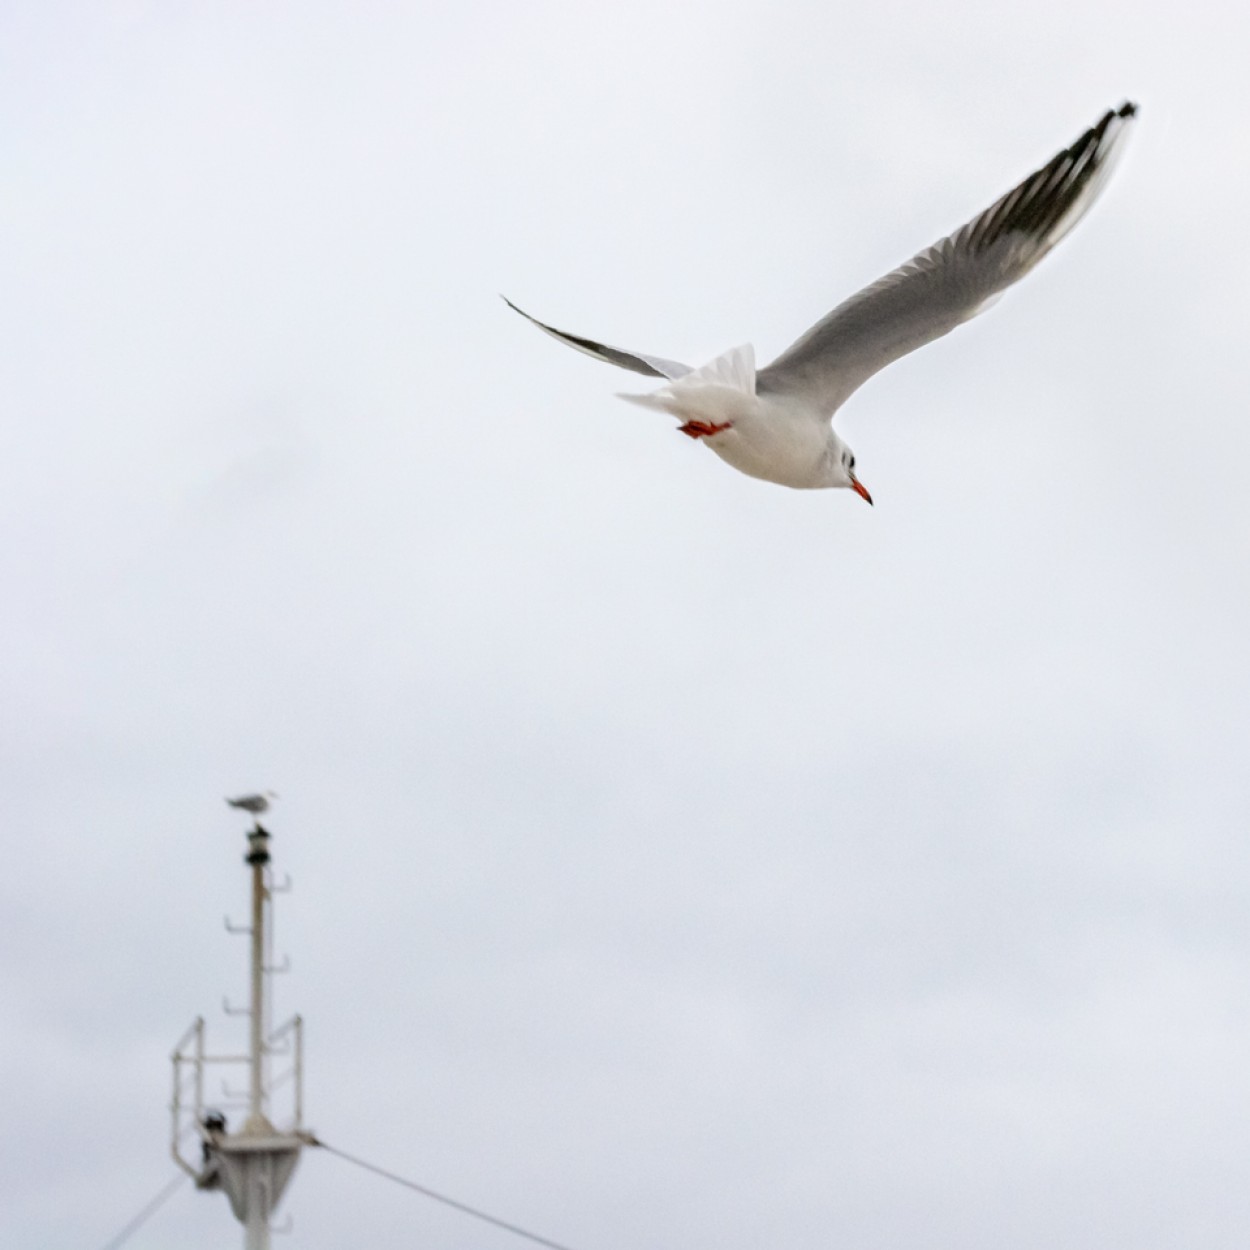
[756,102,1137,416]
[503,297,692,380]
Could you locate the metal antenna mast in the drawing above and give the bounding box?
[170,797,312,1249]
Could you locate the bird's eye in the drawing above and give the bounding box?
[848,456,856,471]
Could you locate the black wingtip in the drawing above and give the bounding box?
[1116,100,1138,119]
[501,294,540,325]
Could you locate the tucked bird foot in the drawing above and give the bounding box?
[678,421,733,440]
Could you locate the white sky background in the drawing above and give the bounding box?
[3,0,1250,1246]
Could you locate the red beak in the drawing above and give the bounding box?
[850,476,873,506]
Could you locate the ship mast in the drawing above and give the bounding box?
[170,800,311,1249]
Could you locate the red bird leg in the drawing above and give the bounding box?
[677,421,733,439]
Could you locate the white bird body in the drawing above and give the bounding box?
[226,792,276,815]
[619,343,845,489]
[507,103,1138,500]
[707,391,845,490]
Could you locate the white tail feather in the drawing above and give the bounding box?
[617,344,756,421]
[682,343,755,392]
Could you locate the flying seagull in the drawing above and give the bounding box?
[226,792,277,816]
[506,102,1137,499]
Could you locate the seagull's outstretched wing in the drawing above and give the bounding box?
[756,102,1137,416]
[503,296,693,380]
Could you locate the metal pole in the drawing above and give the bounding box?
[194,1016,204,1122]
[244,1162,270,1250]
[243,824,272,1250]
[175,810,305,1250]
[245,826,270,1132]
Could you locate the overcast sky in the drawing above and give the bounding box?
[4,2,1250,1248]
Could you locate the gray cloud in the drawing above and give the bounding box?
[2,2,1248,1248]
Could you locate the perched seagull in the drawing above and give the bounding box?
[226,791,277,816]
[506,102,1137,500]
